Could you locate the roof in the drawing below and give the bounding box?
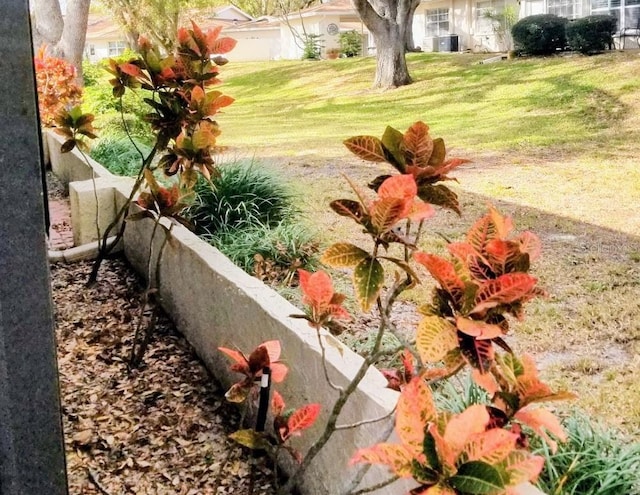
[85,13,123,42]
[293,0,356,17]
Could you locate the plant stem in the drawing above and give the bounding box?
[87,142,159,285]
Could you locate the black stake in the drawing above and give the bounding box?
[249,366,271,495]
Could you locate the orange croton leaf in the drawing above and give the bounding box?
[271,390,286,416]
[414,252,465,302]
[402,121,434,168]
[297,269,350,326]
[517,231,542,261]
[396,377,437,454]
[211,36,238,54]
[350,443,416,478]
[514,407,567,453]
[462,427,518,465]
[443,404,490,455]
[374,175,435,223]
[471,368,499,395]
[472,273,539,314]
[456,317,504,340]
[502,450,545,485]
[218,346,249,372]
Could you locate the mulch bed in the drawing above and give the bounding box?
[51,257,276,494]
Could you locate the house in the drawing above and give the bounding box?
[84,0,639,63]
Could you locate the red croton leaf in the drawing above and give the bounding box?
[218,346,249,373]
[287,404,321,436]
[211,37,237,54]
[414,252,465,302]
[472,273,538,314]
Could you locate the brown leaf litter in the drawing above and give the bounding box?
[51,258,276,494]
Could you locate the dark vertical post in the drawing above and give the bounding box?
[0,1,68,494]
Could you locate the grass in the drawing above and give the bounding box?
[219,52,640,158]
[532,412,640,495]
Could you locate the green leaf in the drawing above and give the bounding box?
[411,459,439,485]
[343,136,386,162]
[422,431,442,472]
[321,243,370,268]
[353,257,384,312]
[417,184,461,215]
[229,429,271,450]
[381,125,405,172]
[428,138,446,166]
[449,461,505,494]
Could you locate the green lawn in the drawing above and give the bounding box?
[219,51,640,158]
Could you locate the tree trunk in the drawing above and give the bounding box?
[31,0,63,49]
[372,22,411,88]
[31,0,91,86]
[353,0,414,89]
[404,0,421,51]
[58,0,91,86]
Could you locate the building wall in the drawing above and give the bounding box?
[226,29,281,61]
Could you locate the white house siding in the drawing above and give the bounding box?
[224,28,281,61]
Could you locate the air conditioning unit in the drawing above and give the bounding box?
[438,34,459,52]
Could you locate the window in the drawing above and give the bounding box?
[476,0,507,34]
[591,0,639,29]
[89,44,95,56]
[108,41,127,56]
[425,8,450,37]
[547,0,582,18]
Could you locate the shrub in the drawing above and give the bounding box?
[208,221,319,282]
[82,60,104,87]
[95,112,154,144]
[339,30,362,57]
[533,411,640,494]
[90,136,152,176]
[34,47,83,126]
[302,34,323,60]
[512,14,569,55]
[567,15,617,54]
[183,160,318,282]
[186,160,295,236]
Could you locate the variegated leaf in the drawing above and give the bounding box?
[396,377,437,451]
[353,257,384,312]
[462,428,518,465]
[428,138,446,166]
[350,443,415,477]
[381,125,406,171]
[416,316,459,363]
[444,404,490,454]
[501,450,545,485]
[472,273,538,314]
[403,121,433,168]
[514,407,567,453]
[417,183,461,215]
[321,243,370,268]
[370,197,405,233]
[344,135,386,162]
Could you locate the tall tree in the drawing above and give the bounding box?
[31,0,91,85]
[352,0,416,89]
[101,0,215,54]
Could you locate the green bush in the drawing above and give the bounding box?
[567,15,617,54]
[533,411,640,495]
[90,136,152,176]
[208,221,318,280]
[512,14,569,55]
[183,160,318,282]
[82,60,104,87]
[302,34,323,60]
[95,112,154,144]
[186,160,295,236]
[339,30,362,57]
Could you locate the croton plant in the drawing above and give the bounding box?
[220,122,574,494]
